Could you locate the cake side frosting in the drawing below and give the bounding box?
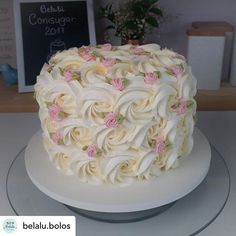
[35,43,196,185]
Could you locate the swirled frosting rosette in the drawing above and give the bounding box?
[34,43,197,185]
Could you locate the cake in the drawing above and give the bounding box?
[34,43,196,185]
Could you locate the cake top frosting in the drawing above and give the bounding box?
[35,43,197,185]
[36,43,196,127]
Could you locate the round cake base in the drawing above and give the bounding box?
[24,128,211,220]
[7,141,230,234]
[65,202,175,223]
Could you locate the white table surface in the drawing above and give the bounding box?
[0,112,235,235]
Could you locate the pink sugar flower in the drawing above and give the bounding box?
[172,65,182,77]
[87,144,98,157]
[63,68,73,82]
[104,112,119,128]
[144,72,157,86]
[80,51,94,61]
[131,47,144,55]
[111,78,125,91]
[176,100,188,115]
[79,46,95,61]
[52,131,63,144]
[102,58,116,67]
[48,103,62,121]
[101,43,112,51]
[154,138,166,155]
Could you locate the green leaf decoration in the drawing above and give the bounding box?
[187,100,194,108]
[106,77,112,84]
[72,72,81,81]
[150,7,163,16]
[59,67,64,75]
[58,139,63,145]
[78,47,85,54]
[155,71,161,78]
[165,140,172,149]
[118,114,125,123]
[82,146,88,151]
[112,47,118,51]
[47,65,53,73]
[91,51,99,57]
[146,16,159,27]
[122,78,130,86]
[96,149,102,157]
[45,102,52,108]
[171,101,180,109]
[101,112,106,118]
[166,70,174,76]
[150,139,156,148]
[59,111,66,119]
[139,72,145,76]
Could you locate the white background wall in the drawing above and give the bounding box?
[95,0,236,56]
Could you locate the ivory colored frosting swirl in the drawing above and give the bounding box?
[35,43,197,185]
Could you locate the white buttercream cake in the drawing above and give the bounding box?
[34,43,197,185]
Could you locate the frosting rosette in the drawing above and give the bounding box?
[35,43,197,185]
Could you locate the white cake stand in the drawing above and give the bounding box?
[24,128,211,222]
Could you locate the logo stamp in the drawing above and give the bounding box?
[2,219,17,233]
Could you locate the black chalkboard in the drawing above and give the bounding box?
[15,0,96,91]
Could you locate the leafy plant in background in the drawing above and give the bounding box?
[99,0,163,43]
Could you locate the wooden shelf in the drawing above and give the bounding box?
[0,77,38,112]
[196,82,236,110]
[0,75,236,112]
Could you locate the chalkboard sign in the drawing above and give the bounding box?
[14,0,96,92]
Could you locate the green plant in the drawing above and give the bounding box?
[99,0,163,42]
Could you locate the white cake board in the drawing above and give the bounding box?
[25,128,211,213]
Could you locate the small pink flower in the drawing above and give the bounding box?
[79,46,94,61]
[87,144,98,157]
[111,78,125,91]
[104,112,119,128]
[52,131,63,144]
[172,65,182,77]
[154,138,165,155]
[176,100,188,115]
[101,43,112,51]
[80,51,94,61]
[131,47,144,55]
[48,103,62,121]
[144,72,157,86]
[64,68,73,82]
[102,58,116,67]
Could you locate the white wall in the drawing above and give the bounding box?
[95,0,236,56]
